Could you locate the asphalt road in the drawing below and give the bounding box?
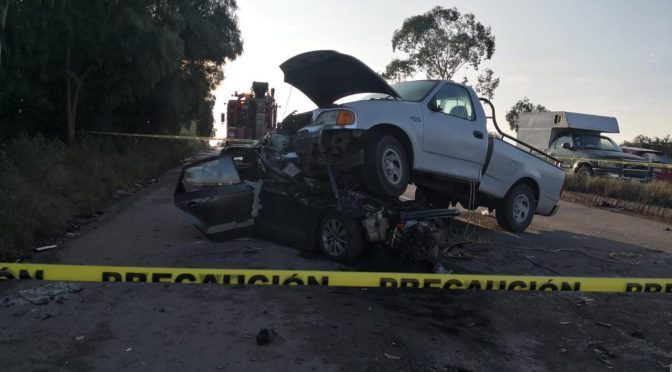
[2,154,672,371]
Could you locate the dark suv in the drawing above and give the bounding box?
[547,133,650,180]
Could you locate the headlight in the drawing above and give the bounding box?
[315,110,356,126]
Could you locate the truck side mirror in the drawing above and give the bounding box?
[427,100,442,112]
[561,142,573,150]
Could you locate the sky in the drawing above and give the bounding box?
[212,0,671,143]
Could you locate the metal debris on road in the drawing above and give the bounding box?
[35,244,58,252]
[384,352,401,360]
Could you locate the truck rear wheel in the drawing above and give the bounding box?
[496,183,536,233]
[318,212,365,262]
[362,135,410,197]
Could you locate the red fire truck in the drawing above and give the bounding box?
[225,81,278,140]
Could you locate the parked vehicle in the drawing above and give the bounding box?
[621,146,672,183]
[226,82,278,140]
[280,50,565,232]
[517,112,651,180]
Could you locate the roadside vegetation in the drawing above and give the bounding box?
[564,175,672,209]
[0,1,243,259]
[0,135,201,259]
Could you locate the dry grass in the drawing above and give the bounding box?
[0,134,200,259]
[564,175,672,209]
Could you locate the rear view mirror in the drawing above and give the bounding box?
[561,142,573,150]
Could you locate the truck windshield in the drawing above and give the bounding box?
[362,81,438,102]
[574,135,621,152]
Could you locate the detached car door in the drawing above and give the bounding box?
[422,82,488,181]
[174,155,254,241]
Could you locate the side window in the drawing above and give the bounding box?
[183,156,240,192]
[432,84,475,121]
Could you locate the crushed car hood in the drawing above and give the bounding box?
[280,50,399,107]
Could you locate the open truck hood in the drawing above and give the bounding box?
[280,50,399,107]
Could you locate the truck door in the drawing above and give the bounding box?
[174,155,254,241]
[422,83,488,181]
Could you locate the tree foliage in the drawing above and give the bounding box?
[383,6,495,81]
[621,135,672,155]
[474,68,499,100]
[0,0,242,142]
[505,98,547,132]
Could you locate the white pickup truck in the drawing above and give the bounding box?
[279,50,565,232]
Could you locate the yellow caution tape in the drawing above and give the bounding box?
[555,156,672,170]
[79,130,258,144]
[1,263,671,293]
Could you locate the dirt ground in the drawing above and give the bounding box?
[2,153,672,371]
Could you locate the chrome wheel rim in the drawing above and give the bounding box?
[512,194,530,223]
[322,219,347,256]
[381,148,403,185]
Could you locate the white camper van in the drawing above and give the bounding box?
[517,112,650,179]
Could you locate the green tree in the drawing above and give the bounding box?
[474,68,499,100]
[0,0,243,141]
[0,0,8,67]
[383,6,495,81]
[505,98,547,132]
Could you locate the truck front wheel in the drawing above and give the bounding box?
[362,135,410,197]
[496,183,536,233]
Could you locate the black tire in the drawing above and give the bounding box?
[362,135,410,197]
[317,211,365,262]
[496,183,536,233]
[414,186,450,208]
[575,165,593,178]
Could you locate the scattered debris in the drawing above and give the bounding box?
[65,232,80,238]
[40,311,61,321]
[126,347,133,352]
[383,352,401,360]
[256,327,277,345]
[629,331,645,339]
[594,322,612,328]
[433,263,452,274]
[16,282,83,305]
[559,321,571,325]
[74,335,85,341]
[35,244,58,252]
[481,209,490,216]
[665,227,671,231]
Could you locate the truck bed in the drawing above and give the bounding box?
[479,137,565,216]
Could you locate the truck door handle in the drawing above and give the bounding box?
[473,130,484,139]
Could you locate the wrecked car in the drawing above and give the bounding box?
[279,50,566,232]
[174,145,459,262]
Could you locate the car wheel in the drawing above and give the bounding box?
[318,211,365,262]
[362,135,410,197]
[415,186,451,208]
[496,183,536,233]
[575,165,593,179]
